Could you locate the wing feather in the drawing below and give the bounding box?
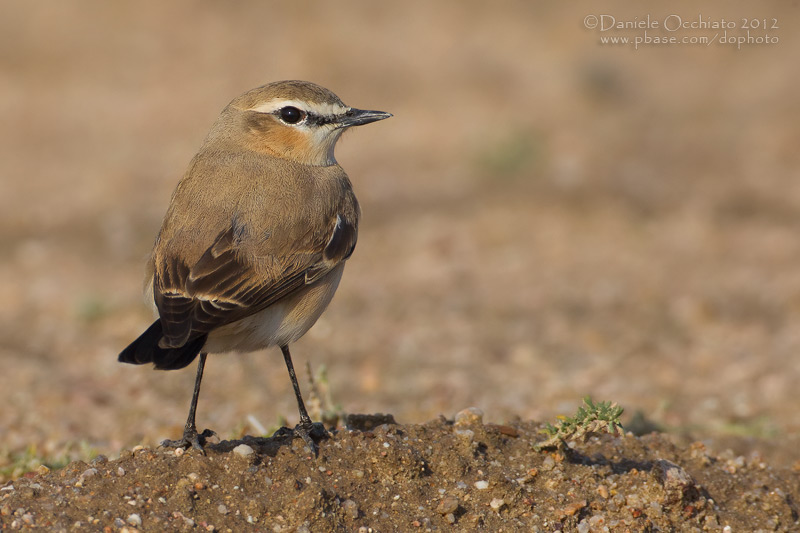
[153,212,357,349]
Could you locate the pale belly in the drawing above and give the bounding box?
[202,263,345,354]
[144,263,345,355]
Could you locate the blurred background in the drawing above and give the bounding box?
[1,1,799,469]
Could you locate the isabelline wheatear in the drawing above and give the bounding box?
[119,80,391,453]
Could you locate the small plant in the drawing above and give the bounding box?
[306,362,344,429]
[535,396,624,451]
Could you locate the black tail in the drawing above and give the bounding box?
[118,320,207,371]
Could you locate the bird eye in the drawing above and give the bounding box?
[278,106,305,124]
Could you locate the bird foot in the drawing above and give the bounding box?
[161,427,217,453]
[273,421,329,455]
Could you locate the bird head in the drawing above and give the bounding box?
[217,80,391,166]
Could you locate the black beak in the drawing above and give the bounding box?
[337,108,393,128]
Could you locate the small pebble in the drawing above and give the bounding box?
[454,429,475,443]
[488,424,519,437]
[454,407,484,427]
[626,494,643,508]
[474,480,489,490]
[658,461,696,504]
[75,468,98,487]
[127,513,142,527]
[117,467,125,477]
[560,500,587,517]
[174,447,184,457]
[217,504,228,514]
[342,499,359,519]
[233,444,254,457]
[132,445,144,452]
[436,495,459,515]
[490,498,505,510]
[589,514,606,526]
[173,511,194,527]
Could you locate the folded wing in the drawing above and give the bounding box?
[154,213,357,350]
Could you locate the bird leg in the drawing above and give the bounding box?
[161,352,216,452]
[278,345,329,454]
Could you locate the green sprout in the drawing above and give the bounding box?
[306,362,343,429]
[535,396,624,451]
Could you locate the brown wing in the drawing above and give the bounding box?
[154,214,357,349]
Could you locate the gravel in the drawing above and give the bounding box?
[1,414,798,531]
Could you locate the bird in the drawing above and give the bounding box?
[118,80,391,454]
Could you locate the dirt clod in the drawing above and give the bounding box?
[2,415,799,531]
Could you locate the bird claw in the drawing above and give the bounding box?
[161,428,217,453]
[274,421,329,455]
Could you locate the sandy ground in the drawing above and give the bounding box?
[1,0,799,484]
[3,415,800,531]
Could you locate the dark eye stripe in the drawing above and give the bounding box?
[269,107,341,127]
[307,112,337,126]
